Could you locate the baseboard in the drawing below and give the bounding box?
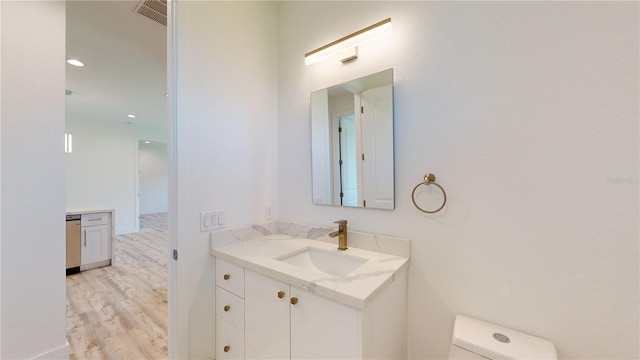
[141,209,168,215]
[80,259,111,271]
[32,341,69,360]
[116,226,137,235]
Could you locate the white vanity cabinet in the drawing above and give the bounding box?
[289,286,359,359]
[215,257,407,360]
[244,270,289,359]
[80,212,112,270]
[244,270,359,359]
[215,259,245,360]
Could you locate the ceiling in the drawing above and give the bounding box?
[327,69,393,98]
[65,1,167,130]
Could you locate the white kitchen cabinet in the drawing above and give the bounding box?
[81,224,110,265]
[80,212,112,270]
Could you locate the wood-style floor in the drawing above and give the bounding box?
[66,213,168,359]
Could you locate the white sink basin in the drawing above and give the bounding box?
[277,247,368,277]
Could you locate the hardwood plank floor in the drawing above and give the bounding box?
[67,213,168,359]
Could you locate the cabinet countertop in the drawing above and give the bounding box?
[212,235,409,309]
[66,208,114,216]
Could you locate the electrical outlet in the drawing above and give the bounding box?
[265,205,273,220]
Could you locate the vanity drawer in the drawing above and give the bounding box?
[216,315,244,360]
[81,212,111,226]
[216,286,244,330]
[216,258,244,298]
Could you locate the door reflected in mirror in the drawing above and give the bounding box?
[311,69,394,209]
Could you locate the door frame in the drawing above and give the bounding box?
[135,138,168,232]
[167,0,186,357]
[330,110,356,206]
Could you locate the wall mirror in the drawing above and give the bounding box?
[311,68,394,209]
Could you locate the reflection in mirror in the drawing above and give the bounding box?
[311,69,394,209]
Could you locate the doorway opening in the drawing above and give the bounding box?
[64,1,169,357]
[137,139,169,231]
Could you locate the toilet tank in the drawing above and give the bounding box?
[448,315,557,360]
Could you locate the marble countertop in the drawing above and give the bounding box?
[211,234,409,309]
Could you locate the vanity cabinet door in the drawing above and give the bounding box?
[290,286,359,360]
[216,315,244,360]
[245,270,290,359]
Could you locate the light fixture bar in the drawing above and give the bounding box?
[66,59,85,67]
[65,133,73,153]
[305,18,391,65]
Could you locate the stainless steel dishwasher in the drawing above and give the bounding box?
[66,214,81,275]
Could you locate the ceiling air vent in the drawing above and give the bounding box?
[133,0,167,27]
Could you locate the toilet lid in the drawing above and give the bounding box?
[452,315,557,360]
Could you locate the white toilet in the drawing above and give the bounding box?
[448,315,558,359]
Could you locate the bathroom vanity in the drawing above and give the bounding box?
[211,226,409,360]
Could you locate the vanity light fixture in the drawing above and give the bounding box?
[65,133,73,153]
[66,58,84,67]
[304,18,391,65]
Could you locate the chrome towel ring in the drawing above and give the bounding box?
[411,173,447,214]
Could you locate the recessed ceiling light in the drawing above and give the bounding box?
[144,141,151,144]
[66,59,84,67]
[127,114,137,118]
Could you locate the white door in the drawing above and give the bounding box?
[340,115,358,206]
[245,270,290,359]
[360,84,394,209]
[311,88,333,205]
[290,286,359,360]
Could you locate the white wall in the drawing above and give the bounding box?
[174,1,278,357]
[1,2,3,354]
[277,2,638,359]
[139,141,168,215]
[65,116,165,234]
[0,1,68,358]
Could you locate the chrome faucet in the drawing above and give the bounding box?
[328,220,348,250]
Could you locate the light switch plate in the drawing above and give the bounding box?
[200,210,225,232]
